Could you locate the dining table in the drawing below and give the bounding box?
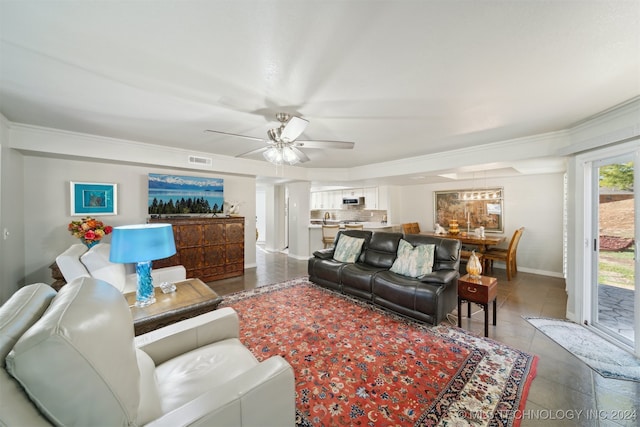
[419,231,505,253]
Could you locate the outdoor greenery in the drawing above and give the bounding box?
[599,162,634,191]
[148,197,222,214]
[599,248,635,289]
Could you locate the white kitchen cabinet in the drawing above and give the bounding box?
[342,188,364,198]
[328,190,342,208]
[363,187,378,209]
[312,187,381,209]
[377,185,390,210]
[310,190,339,209]
[310,192,321,209]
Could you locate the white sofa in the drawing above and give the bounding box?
[1,277,296,426]
[56,243,186,293]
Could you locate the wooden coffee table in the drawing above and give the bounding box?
[125,278,223,336]
[457,274,497,337]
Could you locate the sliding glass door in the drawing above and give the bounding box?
[591,154,637,351]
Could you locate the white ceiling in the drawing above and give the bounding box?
[1,1,639,178]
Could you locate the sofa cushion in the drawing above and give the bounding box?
[6,277,144,426]
[403,234,461,271]
[373,272,440,324]
[308,258,346,292]
[155,338,258,413]
[360,232,402,268]
[0,283,56,360]
[136,348,163,424]
[80,243,127,291]
[0,283,57,427]
[341,263,387,300]
[333,235,365,263]
[390,239,435,278]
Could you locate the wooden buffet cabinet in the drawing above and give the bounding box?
[149,217,245,282]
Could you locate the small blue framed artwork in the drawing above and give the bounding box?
[70,181,118,216]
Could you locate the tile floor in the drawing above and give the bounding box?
[210,246,639,427]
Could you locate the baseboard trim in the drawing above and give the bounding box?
[486,265,564,279]
[288,253,313,261]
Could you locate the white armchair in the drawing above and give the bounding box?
[2,277,296,427]
[54,243,90,281]
[56,243,186,293]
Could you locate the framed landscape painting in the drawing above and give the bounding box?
[147,173,224,215]
[70,182,118,216]
[434,188,504,233]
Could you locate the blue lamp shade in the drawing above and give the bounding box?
[109,224,176,263]
[109,224,176,307]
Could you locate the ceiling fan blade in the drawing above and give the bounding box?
[295,140,355,149]
[280,116,308,142]
[291,146,310,163]
[205,129,265,142]
[235,146,269,158]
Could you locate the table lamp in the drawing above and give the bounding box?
[109,223,176,307]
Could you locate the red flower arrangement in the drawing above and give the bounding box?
[68,217,113,247]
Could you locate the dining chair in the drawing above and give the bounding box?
[401,222,420,235]
[344,224,364,230]
[321,224,340,248]
[483,227,525,281]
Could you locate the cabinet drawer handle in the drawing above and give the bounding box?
[467,287,477,293]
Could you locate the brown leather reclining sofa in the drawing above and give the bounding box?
[308,230,461,325]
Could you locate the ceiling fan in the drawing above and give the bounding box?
[205,112,355,165]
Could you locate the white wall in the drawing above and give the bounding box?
[22,155,257,284]
[262,185,286,252]
[394,173,565,276]
[256,188,266,243]
[379,185,401,224]
[0,117,26,302]
[286,181,311,259]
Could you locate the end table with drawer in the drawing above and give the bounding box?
[457,274,498,337]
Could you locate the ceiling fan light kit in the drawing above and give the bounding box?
[206,112,355,166]
[263,145,301,166]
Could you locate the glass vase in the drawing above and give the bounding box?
[466,250,482,279]
[82,239,99,249]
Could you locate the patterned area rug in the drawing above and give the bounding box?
[221,277,538,426]
[525,317,640,382]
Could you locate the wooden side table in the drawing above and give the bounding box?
[49,262,67,291]
[125,278,223,336]
[457,274,497,337]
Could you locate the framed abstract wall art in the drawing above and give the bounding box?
[434,188,504,233]
[70,181,118,216]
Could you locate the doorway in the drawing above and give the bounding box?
[590,155,636,350]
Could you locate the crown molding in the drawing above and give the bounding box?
[8,97,637,186]
[560,96,640,156]
[8,122,311,181]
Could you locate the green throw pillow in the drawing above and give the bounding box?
[333,235,365,263]
[390,239,435,278]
